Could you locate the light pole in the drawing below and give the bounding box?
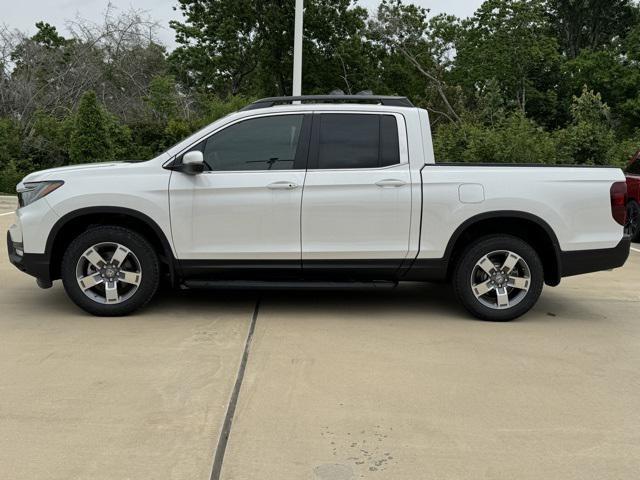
[292,0,303,96]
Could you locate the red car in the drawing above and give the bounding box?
[626,152,640,241]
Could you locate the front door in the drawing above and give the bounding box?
[169,113,311,277]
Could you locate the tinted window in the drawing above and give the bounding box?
[316,114,400,169]
[628,158,640,174]
[203,115,303,171]
[380,115,400,167]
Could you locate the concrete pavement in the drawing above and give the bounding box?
[0,201,639,480]
[0,195,17,212]
[0,209,255,480]
[221,259,640,480]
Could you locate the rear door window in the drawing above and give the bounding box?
[311,114,400,169]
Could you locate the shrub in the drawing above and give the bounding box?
[434,113,558,164]
[69,91,113,164]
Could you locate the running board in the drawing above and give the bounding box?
[182,280,398,290]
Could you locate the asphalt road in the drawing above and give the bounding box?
[1,199,639,480]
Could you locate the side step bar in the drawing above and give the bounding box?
[182,280,398,290]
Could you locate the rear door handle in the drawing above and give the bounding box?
[375,179,406,188]
[267,181,299,190]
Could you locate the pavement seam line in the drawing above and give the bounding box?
[631,247,640,253]
[0,212,14,216]
[210,298,260,480]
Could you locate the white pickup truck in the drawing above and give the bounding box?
[7,95,631,321]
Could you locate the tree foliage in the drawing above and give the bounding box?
[368,1,464,123]
[69,91,113,164]
[170,0,369,96]
[2,0,640,190]
[548,0,639,58]
[455,0,562,125]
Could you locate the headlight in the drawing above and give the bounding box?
[17,181,64,207]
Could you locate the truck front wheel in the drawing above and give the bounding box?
[452,235,544,321]
[61,226,160,316]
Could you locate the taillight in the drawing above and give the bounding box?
[610,181,627,226]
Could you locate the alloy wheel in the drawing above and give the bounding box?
[626,203,639,238]
[75,242,142,304]
[470,250,531,310]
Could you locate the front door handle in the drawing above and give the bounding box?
[267,181,299,190]
[375,179,407,188]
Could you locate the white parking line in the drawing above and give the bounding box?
[631,247,640,253]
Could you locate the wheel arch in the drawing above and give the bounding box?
[46,207,177,284]
[444,211,562,286]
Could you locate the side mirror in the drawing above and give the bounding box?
[164,150,206,174]
[181,151,205,174]
[183,150,204,166]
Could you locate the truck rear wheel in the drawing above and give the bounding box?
[61,226,160,316]
[452,235,544,321]
[626,200,640,241]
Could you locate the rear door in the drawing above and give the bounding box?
[301,112,412,279]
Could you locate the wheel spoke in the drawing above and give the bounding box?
[495,287,510,308]
[110,245,130,268]
[473,280,494,298]
[83,248,107,269]
[78,273,103,290]
[501,253,520,274]
[104,281,119,303]
[509,276,530,291]
[119,270,141,286]
[477,256,496,275]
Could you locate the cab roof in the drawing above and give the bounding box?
[241,95,414,111]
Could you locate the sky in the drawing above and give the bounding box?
[2,0,484,50]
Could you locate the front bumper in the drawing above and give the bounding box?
[560,235,632,278]
[7,231,51,282]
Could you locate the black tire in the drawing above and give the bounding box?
[452,235,544,322]
[626,200,640,242]
[61,226,160,316]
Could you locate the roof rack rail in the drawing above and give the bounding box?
[241,95,414,111]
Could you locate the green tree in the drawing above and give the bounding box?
[367,1,465,123]
[69,91,113,164]
[0,160,26,194]
[434,112,558,164]
[145,75,181,122]
[556,87,616,165]
[548,0,639,59]
[31,21,66,49]
[0,118,22,171]
[169,0,368,97]
[454,0,562,127]
[197,94,255,124]
[0,118,32,192]
[5,0,640,176]
[475,78,507,126]
[559,17,640,136]
[106,113,133,160]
